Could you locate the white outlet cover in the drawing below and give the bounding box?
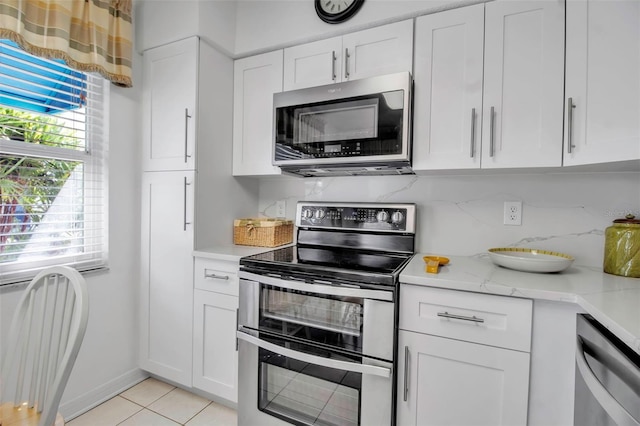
[503,201,522,225]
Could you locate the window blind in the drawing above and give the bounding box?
[0,41,109,285]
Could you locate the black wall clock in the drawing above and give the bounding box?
[315,0,365,24]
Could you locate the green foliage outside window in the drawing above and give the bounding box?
[0,107,79,260]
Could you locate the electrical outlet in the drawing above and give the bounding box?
[503,201,523,226]
[276,200,286,218]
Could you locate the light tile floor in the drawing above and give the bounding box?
[68,378,237,426]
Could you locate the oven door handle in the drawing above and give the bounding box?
[236,330,391,379]
[575,337,640,426]
[239,271,393,302]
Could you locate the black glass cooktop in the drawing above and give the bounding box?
[239,245,412,286]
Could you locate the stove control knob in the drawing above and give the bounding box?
[376,211,390,222]
[391,211,404,224]
[314,209,326,219]
[302,209,313,219]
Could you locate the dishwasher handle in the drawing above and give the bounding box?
[576,336,640,426]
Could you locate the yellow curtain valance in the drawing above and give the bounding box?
[0,0,133,87]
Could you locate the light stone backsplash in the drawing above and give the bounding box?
[259,171,640,268]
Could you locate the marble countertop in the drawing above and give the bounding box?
[193,244,292,262]
[400,254,640,355]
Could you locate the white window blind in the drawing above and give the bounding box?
[0,41,109,285]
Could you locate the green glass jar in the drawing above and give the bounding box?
[603,214,640,277]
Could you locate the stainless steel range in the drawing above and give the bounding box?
[236,202,416,426]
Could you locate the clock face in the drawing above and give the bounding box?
[315,0,365,24]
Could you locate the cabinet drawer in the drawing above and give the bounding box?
[399,285,532,352]
[194,258,239,296]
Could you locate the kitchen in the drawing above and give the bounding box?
[1,0,639,425]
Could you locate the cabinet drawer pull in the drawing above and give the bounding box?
[183,177,191,231]
[184,108,192,163]
[437,311,485,323]
[470,108,476,158]
[489,106,495,157]
[567,97,576,154]
[204,270,229,280]
[344,48,350,80]
[403,345,409,402]
[331,50,337,81]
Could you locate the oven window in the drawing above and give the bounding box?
[258,339,361,426]
[259,284,363,353]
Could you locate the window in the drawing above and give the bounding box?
[0,40,108,285]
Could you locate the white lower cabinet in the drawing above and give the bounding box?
[193,289,238,403]
[192,257,239,403]
[397,330,530,426]
[397,285,532,426]
[140,171,195,387]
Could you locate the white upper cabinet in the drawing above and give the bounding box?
[283,20,413,91]
[341,20,414,82]
[564,0,640,166]
[413,5,485,170]
[233,50,283,176]
[284,37,342,91]
[413,1,565,171]
[482,1,565,169]
[142,38,198,171]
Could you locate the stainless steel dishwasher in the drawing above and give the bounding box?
[574,314,640,426]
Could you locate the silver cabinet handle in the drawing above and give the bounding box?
[184,108,192,163]
[331,51,337,81]
[183,177,191,231]
[237,330,392,378]
[567,97,576,154]
[204,270,229,280]
[575,338,640,426]
[344,47,350,80]
[470,108,476,158]
[489,106,495,157]
[403,345,409,402]
[235,309,239,351]
[437,311,485,323]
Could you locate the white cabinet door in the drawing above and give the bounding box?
[283,20,413,91]
[193,289,239,403]
[481,1,564,169]
[413,5,484,170]
[342,20,414,82]
[142,38,197,172]
[564,0,640,166]
[140,171,195,387]
[283,37,342,91]
[397,330,530,426]
[233,50,283,176]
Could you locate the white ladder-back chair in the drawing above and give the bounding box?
[1,266,89,426]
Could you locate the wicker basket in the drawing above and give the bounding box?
[233,218,293,247]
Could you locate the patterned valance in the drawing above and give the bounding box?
[0,0,133,87]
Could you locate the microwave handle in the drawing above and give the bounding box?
[237,329,391,378]
[239,271,393,302]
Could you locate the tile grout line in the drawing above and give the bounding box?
[183,401,214,425]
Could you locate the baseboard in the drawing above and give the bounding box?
[60,368,149,420]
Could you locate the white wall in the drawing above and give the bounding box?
[234,0,482,56]
[0,52,145,419]
[137,0,237,54]
[259,171,640,267]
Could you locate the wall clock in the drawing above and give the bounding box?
[315,0,365,24]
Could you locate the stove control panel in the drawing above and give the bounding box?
[296,202,416,233]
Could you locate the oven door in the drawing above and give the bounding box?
[239,271,395,360]
[237,329,393,426]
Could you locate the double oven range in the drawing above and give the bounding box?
[236,202,416,426]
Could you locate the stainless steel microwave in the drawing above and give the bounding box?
[273,72,413,177]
